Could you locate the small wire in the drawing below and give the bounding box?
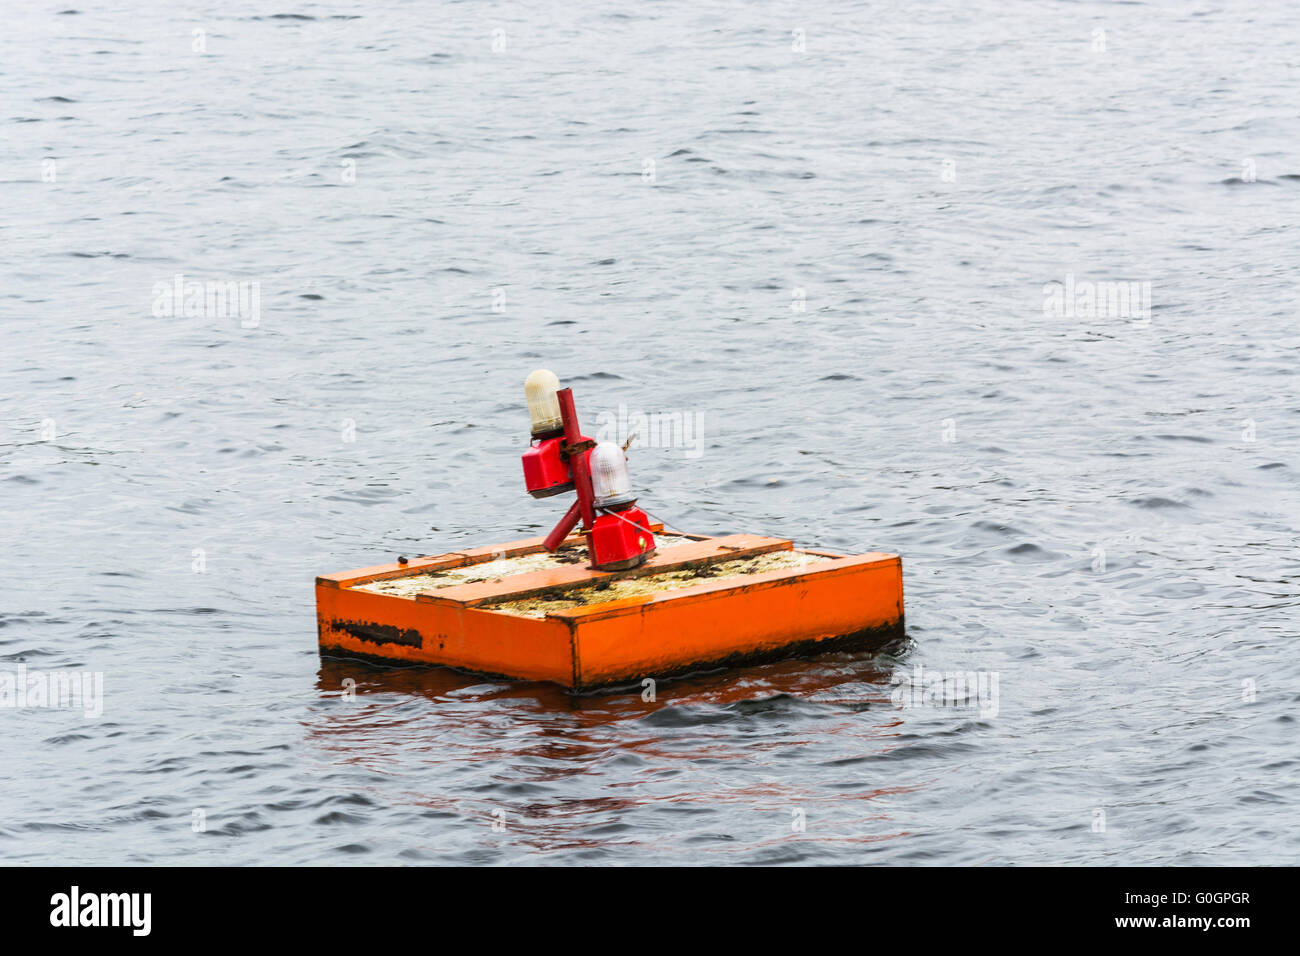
[639,505,688,535]
[598,504,684,538]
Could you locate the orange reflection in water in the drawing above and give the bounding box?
[305,644,924,857]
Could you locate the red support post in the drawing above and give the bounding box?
[556,388,596,532]
[543,499,582,552]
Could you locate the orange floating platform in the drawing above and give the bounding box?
[316,529,904,691]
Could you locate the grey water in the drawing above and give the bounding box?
[2,0,1298,865]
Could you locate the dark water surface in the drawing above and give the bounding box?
[3,1,1298,864]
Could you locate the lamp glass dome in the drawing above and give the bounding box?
[590,441,635,508]
[524,369,563,435]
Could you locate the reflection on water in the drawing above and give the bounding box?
[314,643,904,712]
[305,647,920,860]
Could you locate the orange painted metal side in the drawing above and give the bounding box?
[314,532,904,691]
[563,554,904,687]
[316,583,576,685]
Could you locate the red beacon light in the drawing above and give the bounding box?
[588,441,656,571]
[521,370,575,498]
[519,369,655,572]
